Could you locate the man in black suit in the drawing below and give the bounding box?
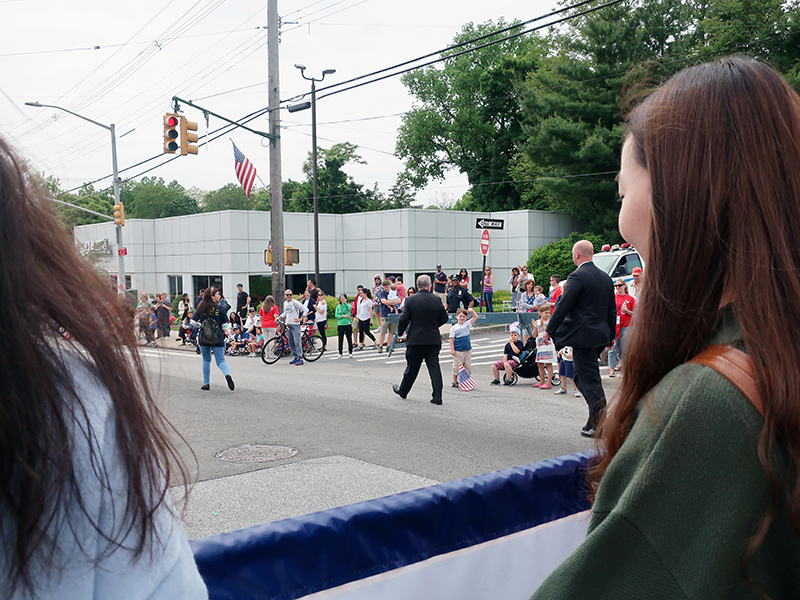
[545,240,616,437]
[393,274,449,405]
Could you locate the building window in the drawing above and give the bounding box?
[110,275,132,291]
[193,275,223,302]
[287,273,336,298]
[168,275,183,300]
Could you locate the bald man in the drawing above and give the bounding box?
[545,240,616,437]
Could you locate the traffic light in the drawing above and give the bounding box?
[163,113,180,153]
[264,246,300,266]
[113,202,125,226]
[285,247,299,265]
[180,117,199,155]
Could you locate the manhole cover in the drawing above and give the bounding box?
[216,444,298,463]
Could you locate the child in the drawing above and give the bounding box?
[247,327,264,357]
[146,307,158,348]
[449,307,479,388]
[335,293,354,358]
[533,286,548,311]
[387,283,400,314]
[554,345,580,396]
[225,325,240,354]
[490,326,524,386]
[534,303,556,389]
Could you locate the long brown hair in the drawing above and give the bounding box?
[196,286,218,316]
[593,56,800,559]
[0,138,192,592]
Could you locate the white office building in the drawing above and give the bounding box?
[74,208,580,300]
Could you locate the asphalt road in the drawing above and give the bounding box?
[144,331,621,538]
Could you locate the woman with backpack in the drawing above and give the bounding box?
[196,287,234,391]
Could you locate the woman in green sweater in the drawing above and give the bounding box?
[335,293,354,358]
[532,57,800,598]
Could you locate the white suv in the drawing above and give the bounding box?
[592,244,643,282]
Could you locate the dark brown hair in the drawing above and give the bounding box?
[196,286,218,316]
[0,138,192,592]
[594,56,800,563]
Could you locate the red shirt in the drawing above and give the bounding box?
[550,285,563,306]
[615,293,636,337]
[259,305,279,328]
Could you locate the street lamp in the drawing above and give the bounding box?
[25,101,127,295]
[291,64,335,287]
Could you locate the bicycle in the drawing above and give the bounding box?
[261,318,324,364]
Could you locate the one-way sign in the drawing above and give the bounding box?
[475,218,504,230]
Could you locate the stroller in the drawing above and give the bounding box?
[502,334,561,387]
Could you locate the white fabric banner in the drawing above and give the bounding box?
[300,510,590,600]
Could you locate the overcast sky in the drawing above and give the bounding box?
[1,0,558,206]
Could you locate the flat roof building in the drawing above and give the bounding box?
[74,207,579,301]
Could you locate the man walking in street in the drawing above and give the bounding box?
[393,274,449,405]
[545,240,615,437]
[280,289,309,366]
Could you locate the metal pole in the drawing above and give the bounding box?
[480,254,487,312]
[311,79,320,286]
[268,0,285,301]
[110,123,126,295]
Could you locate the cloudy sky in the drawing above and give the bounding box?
[1,0,558,205]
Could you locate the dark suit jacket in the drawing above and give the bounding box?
[546,261,616,350]
[397,289,449,346]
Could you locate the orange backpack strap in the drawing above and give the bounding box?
[690,344,764,417]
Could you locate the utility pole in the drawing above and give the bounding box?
[268,0,285,301]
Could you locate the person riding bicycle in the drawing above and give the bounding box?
[280,289,309,366]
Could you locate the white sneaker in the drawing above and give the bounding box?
[348,353,354,358]
[574,391,582,397]
[337,354,343,359]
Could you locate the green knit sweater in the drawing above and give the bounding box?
[531,310,800,599]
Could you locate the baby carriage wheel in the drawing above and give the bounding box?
[503,372,518,386]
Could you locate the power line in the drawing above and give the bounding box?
[283,0,606,105]
[62,0,623,191]
[314,0,626,102]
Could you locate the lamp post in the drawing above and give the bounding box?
[292,64,335,287]
[25,102,126,295]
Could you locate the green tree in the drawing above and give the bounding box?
[517,0,695,235]
[396,20,544,212]
[694,0,800,77]
[120,177,190,219]
[526,231,606,286]
[286,142,376,213]
[202,183,256,212]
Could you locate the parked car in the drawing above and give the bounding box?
[592,244,643,283]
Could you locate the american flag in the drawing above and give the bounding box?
[458,363,476,391]
[232,142,257,198]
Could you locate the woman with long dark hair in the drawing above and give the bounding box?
[532,57,800,597]
[0,138,206,597]
[196,287,235,391]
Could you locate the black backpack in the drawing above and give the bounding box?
[199,317,222,346]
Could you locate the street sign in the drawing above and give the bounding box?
[475,218,504,230]
[480,229,490,256]
[118,247,127,256]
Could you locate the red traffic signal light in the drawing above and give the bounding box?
[163,113,180,153]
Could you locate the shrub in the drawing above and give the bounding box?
[527,232,606,288]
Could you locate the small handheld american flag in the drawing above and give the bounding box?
[232,141,257,198]
[458,363,476,391]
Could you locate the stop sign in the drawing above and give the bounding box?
[480,229,490,255]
